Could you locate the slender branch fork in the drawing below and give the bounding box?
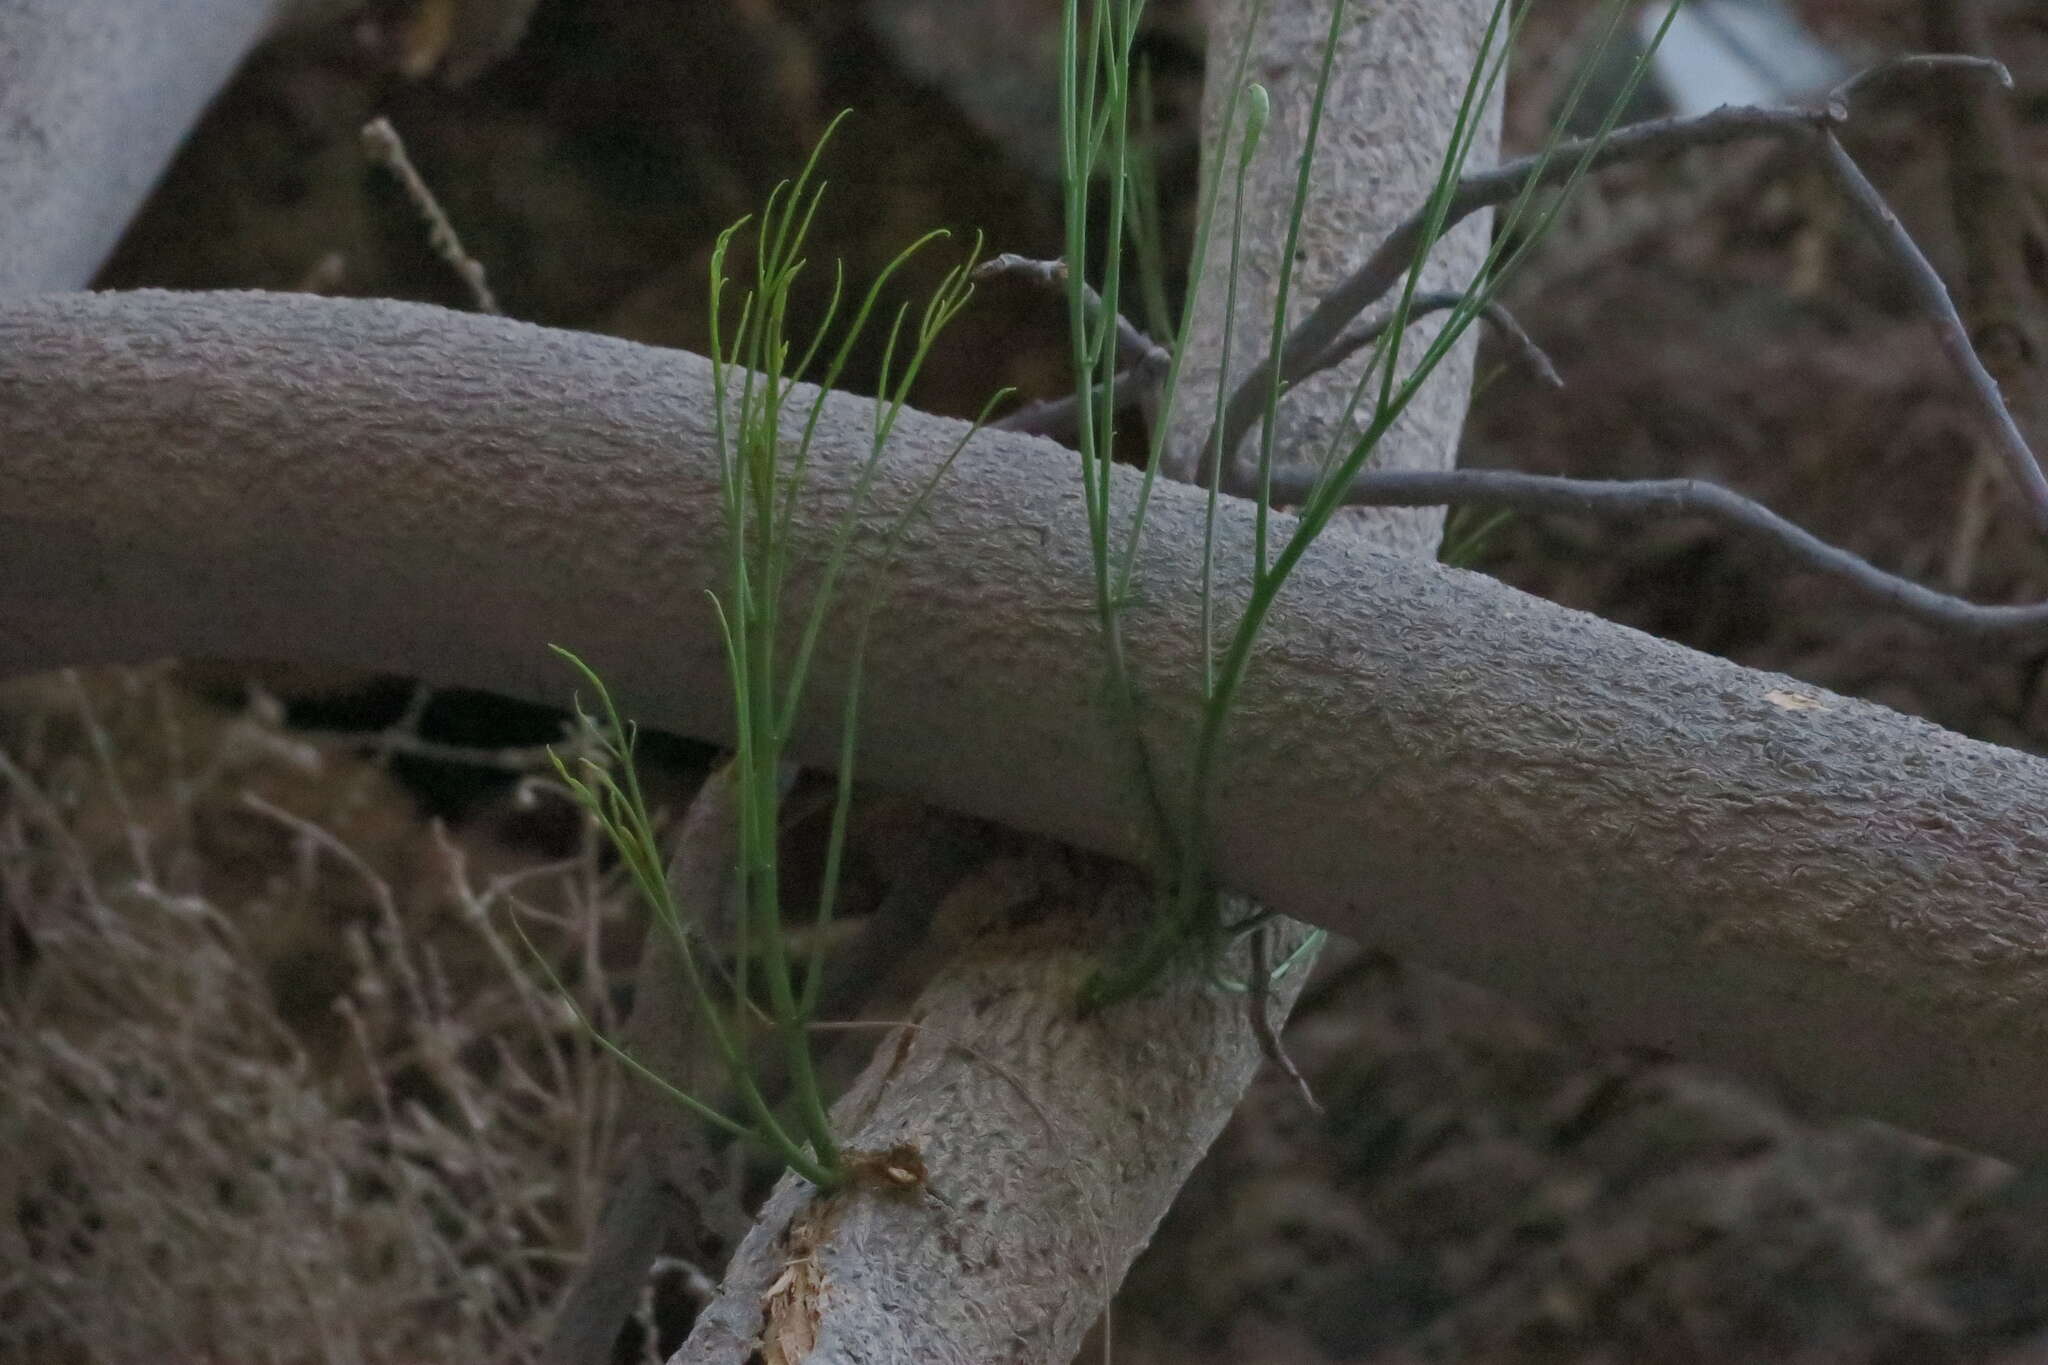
[987,280,1556,441]
[978,253,1176,442]
[1008,53,2048,642]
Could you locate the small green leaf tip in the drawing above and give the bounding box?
[1239,83,1270,168]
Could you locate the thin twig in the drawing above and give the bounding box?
[1246,926,1319,1114]
[1807,126,2048,535]
[1275,467,2048,642]
[994,366,1144,440]
[1006,292,1553,457]
[973,253,1168,372]
[1194,292,1559,493]
[1916,7,2048,474]
[291,724,576,774]
[1205,103,1834,477]
[1300,291,1561,401]
[361,116,501,315]
[1205,56,2048,536]
[993,346,1175,442]
[1826,51,2011,117]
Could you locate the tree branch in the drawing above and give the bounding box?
[1278,467,2048,640]
[0,0,333,295]
[12,6,2048,1360]
[678,2,1507,1355]
[1922,1,2048,465]
[1205,59,2048,538]
[6,288,2048,1173]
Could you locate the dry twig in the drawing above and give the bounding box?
[361,116,502,316]
[1205,56,2046,538]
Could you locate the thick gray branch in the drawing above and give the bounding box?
[676,856,1276,1364]
[4,288,2048,1172]
[6,6,2047,1357]
[0,0,1506,1356]
[693,3,1499,1355]
[0,0,333,294]
[677,2,1503,1355]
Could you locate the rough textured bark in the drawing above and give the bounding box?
[1176,0,1499,555]
[7,286,2048,1170]
[0,1,1512,1355]
[0,0,338,294]
[679,3,1499,1358]
[676,856,1286,1365]
[9,0,2048,1357]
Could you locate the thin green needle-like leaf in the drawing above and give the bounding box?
[1250,0,1349,580]
[1113,0,1269,605]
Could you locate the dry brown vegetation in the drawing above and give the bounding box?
[1,669,638,1362]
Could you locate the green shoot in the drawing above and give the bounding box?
[1125,60,1177,347]
[545,115,988,1188]
[1439,504,1515,569]
[1057,0,1675,1003]
[542,655,831,1185]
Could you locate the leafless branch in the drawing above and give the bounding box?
[361,116,502,316]
[973,253,1169,373]
[1204,103,1831,482]
[992,357,1164,440]
[1826,51,2012,116]
[1297,291,1561,401]
[1246,922,1320,1114]
[1276,467,2048,642]
[1005,292,1552,463]
[979,253,1178,443]
[1206,56,2048,538]
[1197,290,1556,491]
[1806,127,2048,533]
[1920,3,2048,466]
[14,286,2048,1164]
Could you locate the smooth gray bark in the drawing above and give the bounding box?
[0,0,334,294]
[5,287,2048,1171]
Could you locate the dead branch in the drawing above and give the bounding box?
[1283,468,2048,641]
[1202,57,2048,539]
[1923,1,2048,462]
[996,290,1555,446]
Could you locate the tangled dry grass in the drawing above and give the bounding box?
[0,667,656,1365]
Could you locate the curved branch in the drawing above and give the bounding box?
[0,0,322,294]
[22,4,2046,1360]
[5,289,2048,1173]
[1203,103,1837,486]
[1285,467,2048,641]
[1206,61,2048,538]
[696,0,1506,1353]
